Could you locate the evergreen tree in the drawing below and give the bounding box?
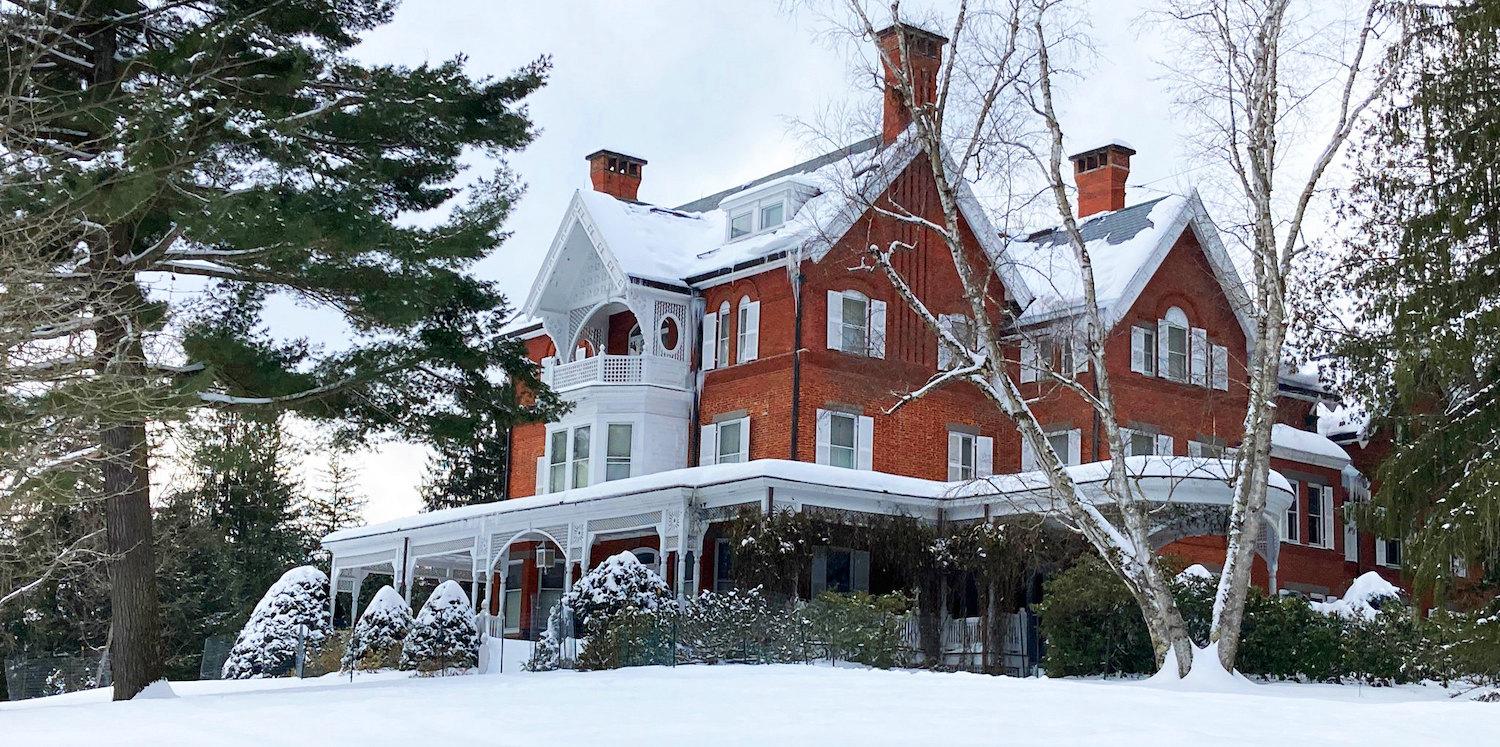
[342,585,412,672]
[419,379,517,512]
[155,412,308,679]
[1328,0,1500,598]
[221,566,331,680]
[302,448,367,567]
[0,1,562,697]
[398,580,479,674]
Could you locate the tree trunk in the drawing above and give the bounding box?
[102,417,161,700]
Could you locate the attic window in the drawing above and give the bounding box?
[759,202,784,229]
[729,211,752,239]
[727,197,787,242]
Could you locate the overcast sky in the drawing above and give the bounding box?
[313,0,1213,523]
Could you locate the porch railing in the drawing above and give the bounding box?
[541,354,689,391]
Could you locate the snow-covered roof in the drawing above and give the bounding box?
[1004,191,1253,340]
[523,130,1035,306]
[325,456,1291,545]
[1270,423,1351,468]
[1319,403,1373,445]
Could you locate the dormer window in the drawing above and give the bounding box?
[729,211,752,239]
[723,186,798,242]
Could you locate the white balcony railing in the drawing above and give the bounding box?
[541,354,689,391]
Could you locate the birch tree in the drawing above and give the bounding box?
[825,0,1200,674]
[1158,0,1399,669]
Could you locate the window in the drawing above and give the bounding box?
[816,409,872,470]
[729,211,752,239]
[1021,428,1080,470]
[937,314,975,370]
[605,423,632,481]
[627,324,644,356]
[1047,432,1072,463]
[1131,325,1156,376]
[1377,538,1402,568]
[841,294,868,353]
[1162,307,1189,382]
[812,546,871,594]
[1128,430,1156,457]
[714,537,734,593]
[826,290,886,358]
[948,431,993,480]
[537,556,566,632]
[1305,484,1333,549]
[829,413,856,468]
[502,560,523,632]
[632,548,658,569]
[736,297,760,363]
[716,301,731,367]
[658,316,680,353]
[1284,481,1300,544]
[701,416,749,465]
[570,425,591,489]
[547,430,568,492]
[759,201,784,229]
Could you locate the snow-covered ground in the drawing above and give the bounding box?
[5,647,1496,746]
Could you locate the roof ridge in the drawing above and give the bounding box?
[673,136,881,213]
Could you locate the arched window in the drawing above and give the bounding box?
[632,548,659,572]
[716,301,731,366]
[736,295,760,362]
[1161,306,1189,382]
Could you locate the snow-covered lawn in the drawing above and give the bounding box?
[5,657,1496,746]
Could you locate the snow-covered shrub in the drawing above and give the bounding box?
[222,566,331,679]
[565,551,671,624]
[399,580,480,674]
[343,585,414,671]
[680,587,786,663]
[576,605,680,671]
[524,602,567,672]
[803,591,911,668]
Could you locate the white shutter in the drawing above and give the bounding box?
[1344,514,1359,562]
[701,312,718,370]
[535,456,547,495]
[1211,344,1229,391]
[1066,429,1082,466]
[937,315,958,370]
[826,290,843,351]
[699,424,717,466]
[976,436,994,477]
[1072,337,1089,374]
[856,415,874,470]
[1322,486,1335,550]
[1186,441,1201,458]
[1131,326,1150,374]
[815,409,832,465]
[1375,537,1387,567]
[1155,434,1174,456]
[1157,319,1171,378]
[1020,337,1039,383]
[734,416,751,463]
[869,299,887,359]
[811,547,827,595]
[947,431,963,480]
[740,301,760,362]
[1190,328,1208,386]
[1020,436,1037,471]
[852,550,871,592]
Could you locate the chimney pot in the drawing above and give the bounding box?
[585,149,648,201]
[1069,142,1135,217]
[875,23,948,145]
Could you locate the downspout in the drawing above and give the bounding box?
[501,385,516,500]
[689,292,706,465]
[789,268,806,460]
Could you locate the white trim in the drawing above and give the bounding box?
[737,298,760,362]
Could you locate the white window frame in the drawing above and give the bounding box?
[1376,537,1402,568]
[1159,307,1190,383]
[1131,324,1156,376]
[816,409,873,470]
[546,429,568,493]
[502,559,524,634]
[728,209,753,240]
[716,301,731,367]
[947,431,994,481]
[826,290,885,359]
[1303,483,1334,549]
[701,416,750,466]
[726,193,789,241]
[1283,480,1301,544]
[736,296,760,363]
[1021,428,1081,470]
[569,424,591,490]
[811,546,871,595]
[936,313,974,370]
[604,422,633,482]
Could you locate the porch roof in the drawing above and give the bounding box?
[323,457,1293,547]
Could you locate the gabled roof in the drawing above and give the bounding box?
[522,131,1036,307]
[1004,191,1254,342]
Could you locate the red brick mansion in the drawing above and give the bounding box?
[322,24,1402,656]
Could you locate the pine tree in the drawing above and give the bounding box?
[342,585,413,672]
[0,2,563,698]
[420,379,517,512]
[399,580,479,674]
[1327,0,1500,598]
[302,449,367,567]
[221,566,331,679]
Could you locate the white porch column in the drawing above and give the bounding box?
[350,571,369,623]
[327,561,340,625]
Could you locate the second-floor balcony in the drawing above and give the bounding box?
[541,353,690,392]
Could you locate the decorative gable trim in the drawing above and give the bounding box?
[522,190,629,317]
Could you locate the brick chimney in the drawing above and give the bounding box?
[1069,142,1135,217]
[585,149,647,201]
[876,24,948,145]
